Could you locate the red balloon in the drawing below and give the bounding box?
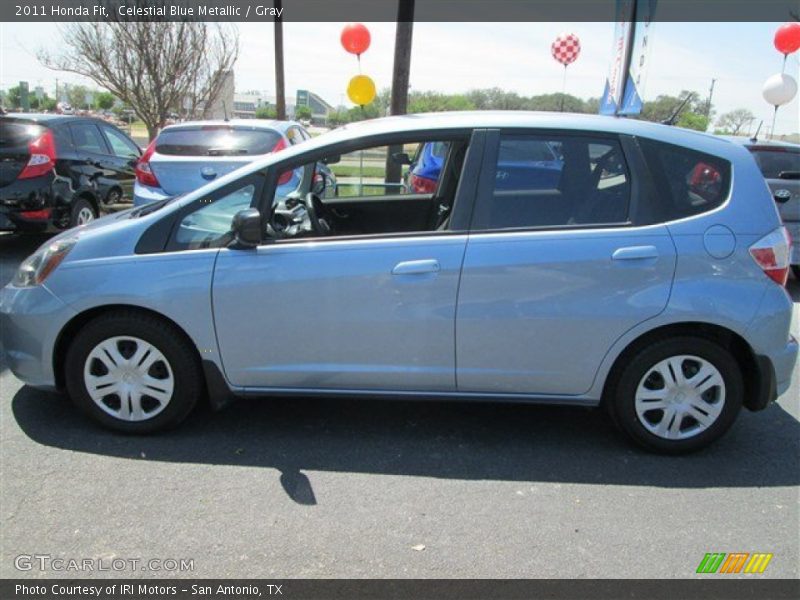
[341,23,371,55]
[774,22,800,55]
[551,33,581,66]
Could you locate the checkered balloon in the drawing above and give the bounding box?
[551,33,581,66]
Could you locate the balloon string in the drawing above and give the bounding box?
[782,53,787,74]
[357,54,362,75]
[770,105,778,140]
[560,65,568,112]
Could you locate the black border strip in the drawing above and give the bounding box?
[2,578,800,599]
[4,0,800,23]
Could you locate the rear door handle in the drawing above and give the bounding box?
[612,245,659,261]
[392,259,440,275]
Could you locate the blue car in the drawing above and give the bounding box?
[133,119,334,207]
[1,112,796,454]
[408,139,563,193]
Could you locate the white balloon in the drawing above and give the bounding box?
[762,73,797,107]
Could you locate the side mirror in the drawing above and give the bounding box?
[323,154,341,165]
[231,208,262,248]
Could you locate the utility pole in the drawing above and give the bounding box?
[274,0,286,120]
[385,0,415,185]
[705,78,716,118]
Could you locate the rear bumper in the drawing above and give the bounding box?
[132,183,170,207]
[0,174,58,229]
[784,221,800,265]
[748,337,798,411]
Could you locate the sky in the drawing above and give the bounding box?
[1,21,798,135]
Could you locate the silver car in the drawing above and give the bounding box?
[1,112,797,454]
[725,137,800,278]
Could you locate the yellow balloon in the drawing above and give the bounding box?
[347,74,376,106]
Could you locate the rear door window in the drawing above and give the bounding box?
[472,134,631,230]
[69,122,109,155]
[155,127,282,156]
[638,138,731,221]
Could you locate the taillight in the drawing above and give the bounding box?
[409,172,437,194]
[271,138,287,153]
[18,129,56,180]
[272,138,293,184]
[749,227,791,286]
[135,139,160,188]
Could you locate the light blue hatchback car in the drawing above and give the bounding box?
[1,112,796,453]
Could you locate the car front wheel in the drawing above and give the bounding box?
[606,337,743,454]
[64,311,202,433]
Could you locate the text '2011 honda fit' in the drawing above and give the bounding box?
[1,112,796,453]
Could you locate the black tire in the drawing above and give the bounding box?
[605,337,743,454]
[792,265,800,280]
[69,197,97,228]
[64,310,202,433]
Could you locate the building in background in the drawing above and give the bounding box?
[232,90,270,118]
[296,90,333,124]
[205,70,235,120]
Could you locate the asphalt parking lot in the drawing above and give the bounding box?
[0,231,798,579]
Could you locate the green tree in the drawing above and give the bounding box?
[94,91,116,110]
[677,112,710,132]
[5,85,23,108]
[255,105,277,119]
[66,84,90,109]
[295,105,312,120]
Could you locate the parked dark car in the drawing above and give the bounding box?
[0,114,141,232]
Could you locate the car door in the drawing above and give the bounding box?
[98,123,141,203]
[456,131,677,396]
[67,121,118,202]
[209,132,483,392]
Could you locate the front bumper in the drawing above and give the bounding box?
[0,283,76,389]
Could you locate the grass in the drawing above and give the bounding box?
[331,164,387,178]
[335,185,395,198]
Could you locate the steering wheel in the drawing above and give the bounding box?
[303,192,331,235]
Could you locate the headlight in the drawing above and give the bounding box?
[13,236,77,287]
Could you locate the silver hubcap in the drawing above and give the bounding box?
[83,336,174,422]
[634,355,725,440]
[77,207,94,225]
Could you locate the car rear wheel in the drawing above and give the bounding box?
[64,311,202,433]
[70,198,96,227]
[606,337,743,454]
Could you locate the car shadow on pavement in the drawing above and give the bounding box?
[11,384,800,504]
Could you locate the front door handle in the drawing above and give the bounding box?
[392,259,440,275]
[612,246,659,261]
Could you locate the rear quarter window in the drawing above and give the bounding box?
[155,127,282,156]
[638,137,731,222]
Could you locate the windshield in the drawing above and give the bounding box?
[155,127,282,157]
[749,148,800,179]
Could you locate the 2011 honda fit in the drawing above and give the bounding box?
[1,112,796,453]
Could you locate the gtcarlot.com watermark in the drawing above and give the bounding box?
[15,554,195,573]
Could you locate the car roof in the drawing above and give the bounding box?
[3,112,83,124]
[160,119,301,134]
[271,110,751,162]
[719,135,800,150]
[2,113,118,128]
